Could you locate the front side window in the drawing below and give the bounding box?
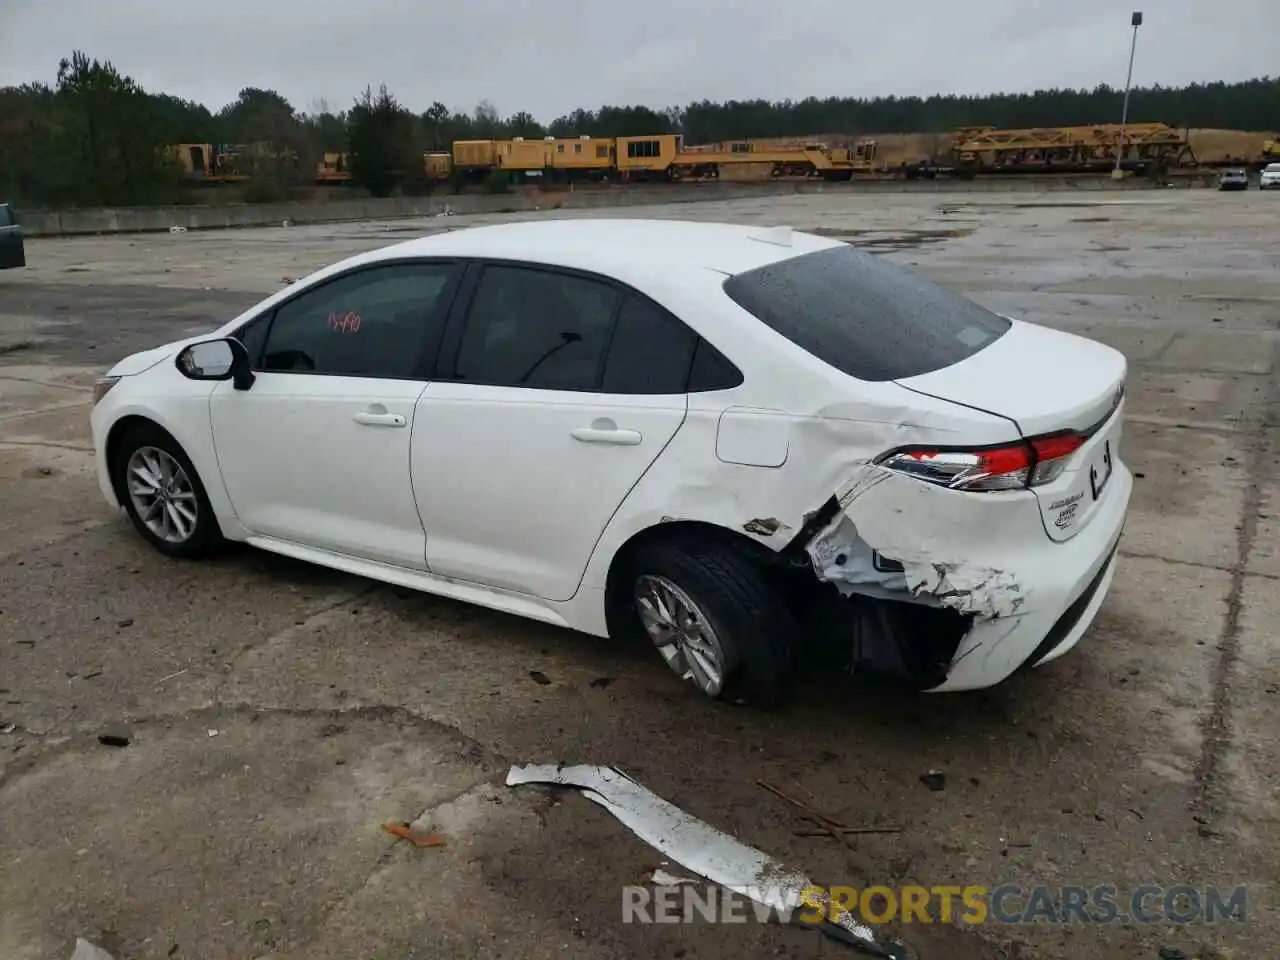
[234,313,271,365]
[260,262,459,378]
[454,265,620,391]
[722,244,1011,381]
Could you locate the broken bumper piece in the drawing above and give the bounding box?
[506,763,912,958]
[804,460,1132,692]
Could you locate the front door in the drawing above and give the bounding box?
[412,263,693,602]
[209,260,463,569]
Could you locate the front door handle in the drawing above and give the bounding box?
[571,418,642,445]
[353,408,406,428]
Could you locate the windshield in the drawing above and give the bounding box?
[722,243,1011,381]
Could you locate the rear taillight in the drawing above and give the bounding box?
[878,431,1086,492]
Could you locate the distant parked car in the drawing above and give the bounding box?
[1217,168,1249,191]
[1259,163,1280,190]
[0,203,25,270]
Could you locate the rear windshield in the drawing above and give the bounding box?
[0,204,12,228]
[722,243,1011,381]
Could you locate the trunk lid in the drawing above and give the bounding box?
[893,317,1128,542]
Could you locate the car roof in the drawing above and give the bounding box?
[361,218,843,277]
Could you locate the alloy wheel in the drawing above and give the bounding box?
[125,446,198,544]
[634,574,731,696]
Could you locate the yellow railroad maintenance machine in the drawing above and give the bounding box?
[450,133,878,183]
[167,123,1276,188]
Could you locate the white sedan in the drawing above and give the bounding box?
[89,218,1132,707]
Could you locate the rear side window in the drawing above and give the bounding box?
[600,295,697,394]
[0,205,13,228]
[687,339,743,391]
[722,244,1011,382]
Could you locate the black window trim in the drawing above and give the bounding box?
[435,256,744,395]
[229,256,467,381]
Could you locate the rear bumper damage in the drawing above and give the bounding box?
[800,459,1133,692]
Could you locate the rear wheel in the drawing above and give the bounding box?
[111,421,224,559]
[623,539,797,708]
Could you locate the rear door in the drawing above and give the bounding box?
[411,262,692,602]
[0,204,26,270]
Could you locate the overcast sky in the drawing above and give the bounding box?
[1,0,1274,119]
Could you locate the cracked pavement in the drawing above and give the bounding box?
[1,188,1277,960]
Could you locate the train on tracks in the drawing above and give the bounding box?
[167,122,1279,188]
[167,133,880,186]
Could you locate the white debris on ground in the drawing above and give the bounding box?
[70,939,115,960]
[650,866,697,886]
[505,763,909,958]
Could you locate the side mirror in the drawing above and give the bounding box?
[175,337,255,390]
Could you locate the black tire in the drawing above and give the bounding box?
[110,420,225,559]
[624,539,797,708]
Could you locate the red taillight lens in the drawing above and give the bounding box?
[881,431,1086,492]
[1028,432,1086,485]
[1030,433,1086,461]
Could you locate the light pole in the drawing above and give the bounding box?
[1114,11,1143,178]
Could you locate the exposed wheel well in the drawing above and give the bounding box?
[603,520,791,635]
[602,516,973,691]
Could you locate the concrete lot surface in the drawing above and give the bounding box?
[1,189,1277,960]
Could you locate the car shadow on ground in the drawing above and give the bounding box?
[185,537,1078,756]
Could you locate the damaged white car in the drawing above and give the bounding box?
[90,218,1131,707]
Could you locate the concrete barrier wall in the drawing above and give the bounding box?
[20,175,1182,239]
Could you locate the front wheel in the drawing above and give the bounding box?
[625,540,797,708]
[111,421,224,559]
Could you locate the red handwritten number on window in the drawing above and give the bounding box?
[329,310,362,334]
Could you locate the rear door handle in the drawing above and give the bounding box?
[353,410,406,428]
[571,418,642,445]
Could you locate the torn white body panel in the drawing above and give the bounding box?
[806,452,1133,691]
[506,763,812,914]
[569,391,1022,633]
[807,503,1022,620]
[505,763,903,956]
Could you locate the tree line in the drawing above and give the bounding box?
[1,50,1276,208]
